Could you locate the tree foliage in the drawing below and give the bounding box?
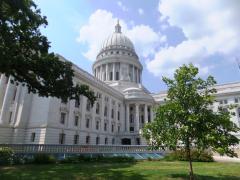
[143,64,239,179]
[0,0,96,104]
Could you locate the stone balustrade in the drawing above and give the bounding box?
[0,144,164,154]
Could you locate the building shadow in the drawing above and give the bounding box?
[0,162,145,180]
[170,173,240,180]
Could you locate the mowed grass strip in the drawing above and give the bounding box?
[0,161,240,180]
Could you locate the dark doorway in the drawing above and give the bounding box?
[121,138,131,145]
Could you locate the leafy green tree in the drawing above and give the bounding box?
[143,64,239,180]
[0,0,96,104]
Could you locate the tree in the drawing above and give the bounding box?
[0,0,96,104]
[143,64,240,180]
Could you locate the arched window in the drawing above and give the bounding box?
[96,102,100,114]
[104,106,108,117]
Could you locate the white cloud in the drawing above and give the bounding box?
[117,1,128,12]
[138,8,144,15]
[77,9,166,61]
[147,0,240,77]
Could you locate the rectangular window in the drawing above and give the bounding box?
[86,118,90,128]
[86,100,91,111]
[235,98,239,103]
[60,113,66,124]
[111,124,114,132]
[8,112,12,123]
[110,72,113,80]
[12,88,17,101]
[74,135,79,144]
[86,136,90,144]
[74,116,79,126]
[130,114,134,123]
[105,137,108,144]
[31,132,36,142]
[96,137,100,145]
[141,115,144,123]
[104,106,107,117]
[61,99,67,104]
[59,133,65,144]
[118,126,120,132]
[130,127,134,132]
[104,123,107,131]
[117,111,120,120]
[75,99,80,108]
[5,76,9,84]
[116,72,119,80]
[111,109,114,118]
[96,121,99,130]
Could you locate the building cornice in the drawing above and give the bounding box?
[57,54,124,100]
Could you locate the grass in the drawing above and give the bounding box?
[0,161,240,180]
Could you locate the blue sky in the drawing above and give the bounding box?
[35,0,240,93]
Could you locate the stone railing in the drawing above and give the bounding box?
[0,144,164,154]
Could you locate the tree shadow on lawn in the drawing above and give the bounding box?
[0,162,145,180]
[170,173,240,180]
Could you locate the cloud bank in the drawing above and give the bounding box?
[147,0,240,77]
[77,9,166,61]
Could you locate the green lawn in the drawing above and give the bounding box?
[0,161,240,180]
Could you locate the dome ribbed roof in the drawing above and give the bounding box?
[100,21,135,52]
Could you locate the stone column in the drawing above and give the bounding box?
[0,76,12,124]
[136,69,139,83]
[150,106,154,122]
[106,63,109,81]
[113,63,116,81]
[126,103,130,132]
[108,99,112,134]
[80,97,87,131]
[132,66,135,82]
[144,104,148,123]
[135,104,140,131]
[0,74,7,109]
[139,70,141,83]
[100,65,103,81]
[11,85,22,125]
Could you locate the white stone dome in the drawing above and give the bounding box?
[100,21,135,52]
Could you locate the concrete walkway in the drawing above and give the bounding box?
[213,156,240,163]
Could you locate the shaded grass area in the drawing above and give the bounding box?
[0,161,240,180]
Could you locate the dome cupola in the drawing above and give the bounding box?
[93,21,142,84]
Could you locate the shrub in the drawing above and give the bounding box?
[164,149,213,162]
[0,147,14,165]
[33,154,56,164]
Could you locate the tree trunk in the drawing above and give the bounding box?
[186,142,194,180]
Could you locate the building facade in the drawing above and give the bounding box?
[0,22,240,145]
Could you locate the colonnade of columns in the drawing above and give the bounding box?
[94,63,141,83]
[125,103,154,133]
